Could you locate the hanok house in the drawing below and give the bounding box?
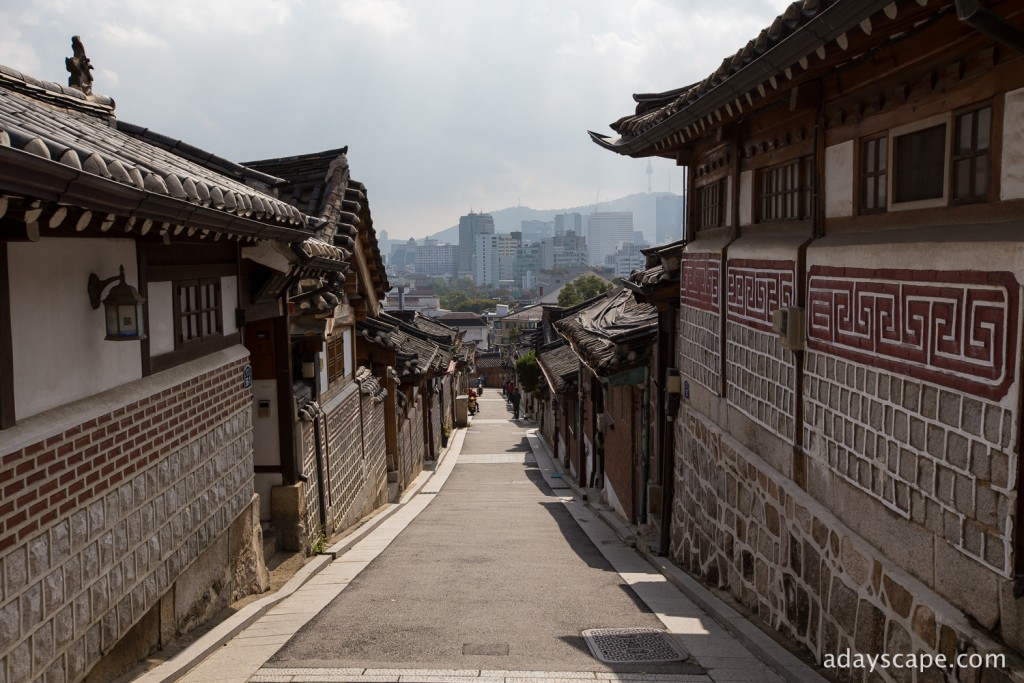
[592,0,1024,673]
[555,288,658,523]
[0,41,378,680]
[356,311,452,496]
[536,339,580,471]
[474,350,505,389]
[621,240,684,555]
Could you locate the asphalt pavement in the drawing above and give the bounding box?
[152,389,819,683]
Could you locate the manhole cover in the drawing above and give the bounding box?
[582,628,689,664]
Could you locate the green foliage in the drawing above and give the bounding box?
[515,350,542,395]
[557,274,613,307]
[308,525,326,555]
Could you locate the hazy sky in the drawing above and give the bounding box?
[1,0,785,239]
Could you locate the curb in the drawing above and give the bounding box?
[528,430,826,683]
[134,428,464,683]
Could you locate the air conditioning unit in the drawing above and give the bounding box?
[771,306,805,351]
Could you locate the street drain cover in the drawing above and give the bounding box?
[582,628,689,664]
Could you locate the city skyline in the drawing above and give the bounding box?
[0,0,786,240]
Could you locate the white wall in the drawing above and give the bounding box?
[825,141,854,218]
[9,238,142,420]
[148,281,174,356]
[1001,86,1024,201]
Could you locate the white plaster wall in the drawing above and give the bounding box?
[343,327,354,379]
[604,473,627,522]
[738,170,752,226]
[1001,87,1024,201]
[221,276,238,336]
[9,238,142,420]
[148,281,174,356]
[251,379,280,467]
[825,141,855,218]
[255,472,283,522]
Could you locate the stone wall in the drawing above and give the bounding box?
[299,380,390,543]
[0,348,261,683]
[672,410,1016,682]
[673,241,1024,679]
[681,252,722,395]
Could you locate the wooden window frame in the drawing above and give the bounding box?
[756,156,813,222]
[173,277,223,349]
[888,113,951,212]
[150,272,237,373]
[325,327,353,388]
[698,178,726,230]
[859,134,888,214]
[951,103,993,205]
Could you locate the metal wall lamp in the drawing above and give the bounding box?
[88,265,146,341]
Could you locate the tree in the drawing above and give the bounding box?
[515,350,542,395]
[557,274,613,307]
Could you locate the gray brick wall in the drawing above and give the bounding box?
[804,352,1014,577]
[726,322,796,442]
[681,305,721,395]
[0,355,254,683]
[672,410,1016,681]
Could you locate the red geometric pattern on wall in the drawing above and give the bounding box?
[727,259,797,332]
[807,267,1019,400]
[682,252,721,313]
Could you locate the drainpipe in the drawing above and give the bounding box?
[956,0,1024,53]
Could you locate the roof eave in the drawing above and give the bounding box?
[593,0,900,157]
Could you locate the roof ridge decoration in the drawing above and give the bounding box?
[65,36,94,96]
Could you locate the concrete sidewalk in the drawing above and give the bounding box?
[135,397,824,683]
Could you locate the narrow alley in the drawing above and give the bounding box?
[146,394,821,683]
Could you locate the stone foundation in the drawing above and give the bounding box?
[671,409,1021,682]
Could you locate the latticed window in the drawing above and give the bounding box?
[757,157,812,221]
[952,105,991,204]
[173,278,222,348]
[326,332,346,385]
[699,179,725,229]
[860,136,887,213]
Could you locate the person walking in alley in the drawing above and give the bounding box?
[510,386,521,420]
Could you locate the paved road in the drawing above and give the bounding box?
[172,390,802,682]
[266,395,699,673]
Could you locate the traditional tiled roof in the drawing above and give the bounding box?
[537,341,579,394]
[437,312,488,327]
[590,0,930,156]
[389,310,461,344]
[498,304,544,323]
[555,288,658,374]
[475,352,503,370]
[0,66,314,243]
[625,240,685,293]
[356,315,447,379]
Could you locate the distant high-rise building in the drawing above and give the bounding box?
[539,230,588,271]
[413,242,457,276]
[520,220,552,243]
[656,194,685,244]
[458,212,495,276]
[554,213,582,237]
[612,242,646,278]
[474,233,519,286]
[587,212,633,266]
[515,244,541,290]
